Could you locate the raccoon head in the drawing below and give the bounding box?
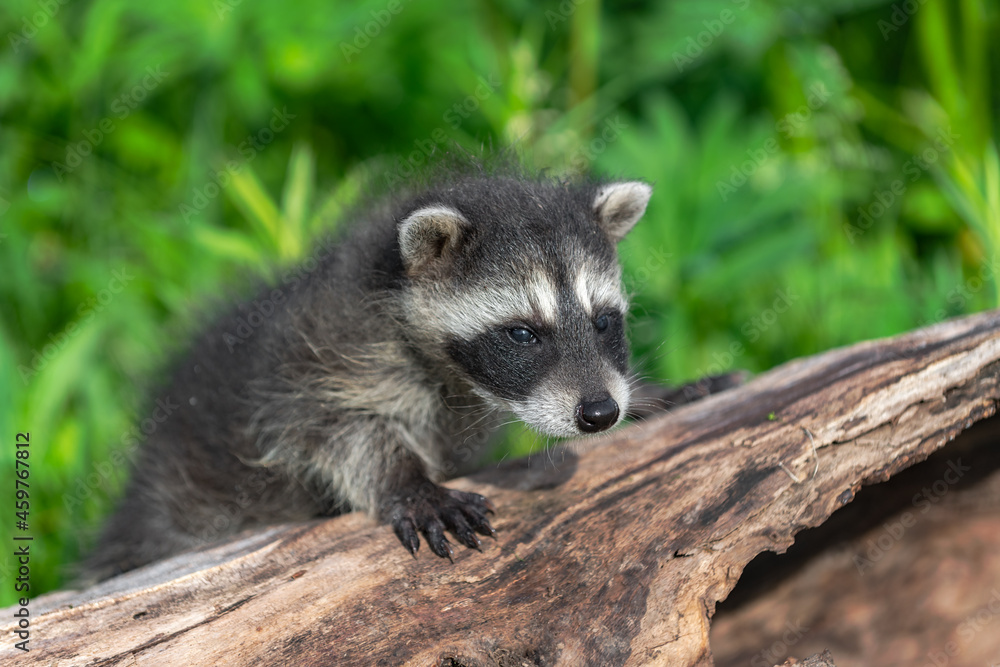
[398,179,652,438]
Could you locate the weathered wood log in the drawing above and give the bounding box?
[5,310,1000,666]
[710,415,1000,667]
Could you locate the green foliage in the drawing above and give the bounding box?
[0,0,997,602]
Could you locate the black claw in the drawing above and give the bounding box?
[387,485,498,559]
[428,533,453,560]
[393,518,420,557]
[439,507,475,549]
[455,523,482,550]
[454,490,495,515]
[423,520,449,558]
[475,517,498,539]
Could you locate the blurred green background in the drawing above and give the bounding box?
[1,0,998,602]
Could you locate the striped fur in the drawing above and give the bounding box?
[83,162,652,579]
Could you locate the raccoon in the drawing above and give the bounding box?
[84,162,656,581]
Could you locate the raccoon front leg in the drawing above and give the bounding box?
[310,417,496,559]
[378,460,496,560]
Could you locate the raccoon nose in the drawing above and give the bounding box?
[576,396,620,433]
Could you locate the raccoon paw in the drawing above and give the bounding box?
[389,487,497,561]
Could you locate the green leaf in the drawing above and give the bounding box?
[281,142,315,249]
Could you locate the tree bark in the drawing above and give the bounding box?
[5,310,1000,667]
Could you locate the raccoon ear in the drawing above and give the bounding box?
[593,182,652,242]
[398,205,470,274]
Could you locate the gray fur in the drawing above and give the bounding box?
[84,160,652,580]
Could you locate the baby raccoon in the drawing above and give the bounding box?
[84,162,654,580]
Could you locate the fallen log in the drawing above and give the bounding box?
[5,310,1000,666]
[710,411,1000,666]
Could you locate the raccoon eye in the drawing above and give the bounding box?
[594,314,610,332]
[508,327,538,345]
